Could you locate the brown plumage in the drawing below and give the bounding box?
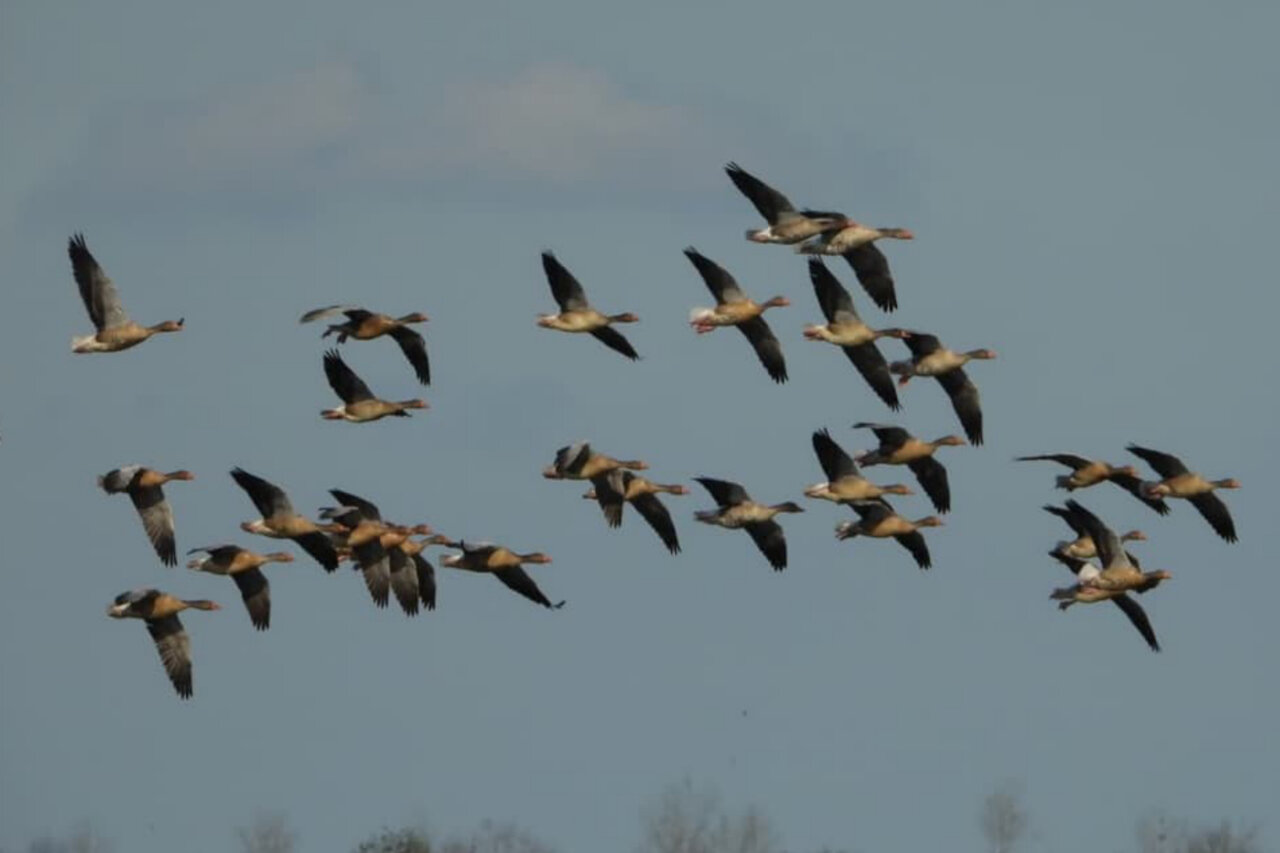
[98,466,194,566]
[107,589,220,698]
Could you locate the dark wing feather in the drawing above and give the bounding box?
[807,258,858,324]
[894,532,932,569]
[1110,472,1172,515]
[901,332,944,357]
[590,471,626,528]
[1111,594,1161,652]
[907,456,952,514]
[540,252,589,311]
[145,615,193,699]
[68,233,129,330]
[736,316,787,383]
[724,162,796,224]
[1043,504,1089,538]
[852,422,910,450]
[328,489,382,521]
[387,548,420,616]
[844,343,901,410]
[353,541,390,608]
[1048,549,1088,575]
[1188,492,1238,543]
[493,567,564,609]
[812,429,858,481]
[387,325,430,385]
[631,493,681,555]
[683,248,746,303]
[745,520,787,571]
[1126,445,1190,478]
[291,531,339,572]
[1062,500,1125,567]
[231,568,271,630]
[850,501,894,524]
[1018,453,1093,470]
[129,485,177,566]
[842,243,897,312]
[694,477,750,507]
[412,553,437,611]
[323,349,374,404]
[230,468,292,518]
[589,326,640,360]
[935,367,984,446]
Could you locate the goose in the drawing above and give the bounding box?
[1047,552,1161,653]
[693,477,803,571]
[187,546,294,630]
[542,441,648,484]
[1127,445,1240,543]
[1050,500,1172,594]
[321,349,427,423]
[1016,453,1170,515]
[684,248,789,383]
[890,332,995,445]
[299,305,430,385]
[795,225,913,312]
[230,468,341,571]
[851,422,964,514]
[67,234,184,353]
[98,466,194,566]
[536,252,640,360]
[803,259,906,409]
[321,490,431,609]
[386,534,448,615]
[581,469,686,554]
[440,541,563,609]
[1042,503,1146,562]
[804,428,914,506]
[724,162,848,244]
[107,589,219,698]
[835,500,942,569]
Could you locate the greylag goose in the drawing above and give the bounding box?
[804,428,914,505]
[187,546,293,630]
[684,248,788,383]
[851,422,963,514]
[1048,500,1172,594]
[107,589,219,698]
[693,477,803,571]
[98,466,194,566]
[890,332,994,445]
[230,468,341,571]
[67,234,183,353]
[299,305,430,385]
[795,225,913,312]
[1016,453,1170,515]
[1127,445,1240,543]
[835,500,941,569]
[440,541,563,609]
[581,469,686,554]
[536,252,640,360]
[1042,503,1145,563]
[1047,551,1162,653]
[724,162,848,244]
[321,349,427,423]
[803,259,906,409]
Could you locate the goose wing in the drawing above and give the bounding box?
[843,343,900,410]
[231,568,271,630]
[936,367,984,446]
[736,316,787,383]
[632,493,681,555]
[589,326,640,361]
[807,258,860,324]
[812,428,859,481]
[129,485,178,566]
[907,456,951,514]
[230,468,294,519]
[323,349,375,404]
[493,567,564,609]
[145,615,193,699]
[684,248,747,304]
[540,252,590,311]
[745,520,787,571]
[694,477,750,508]
[68,233,130,330]
[724,162,797,224]
[1126,445,1190,478]
[387,325,431,385]
[842,243,897,312]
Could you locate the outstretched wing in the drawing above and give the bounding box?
[388,325,431,385]
[936,367,984,446]
[842,243,897,312]
[145,615,193,699]
[230,468,293,518]
[1126,445,1190,479]
[129,485,178,567]
[736,316,788,383]
[694,477,750,508]
[684,248,747,304]
[724,162,797,224]
[541,252,590,312]
[632,493,681,555]
[68,233,130,330]
[590,326,640,361]
[745,520,787,571]
[323,350,375,404]
[843,343,900,410]
[493,567,564,609]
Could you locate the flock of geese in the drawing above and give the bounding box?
[72,162,1241,699]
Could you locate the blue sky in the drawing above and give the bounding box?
[1,1,1277,850]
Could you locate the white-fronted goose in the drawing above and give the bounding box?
[98,466,193,566]
[536,252,640,360]
[186,545,293,630]
[107,589,220,698]
[321,349,427,423]
[67,234,183,353]
[1127,445,1240,543]
[693,477,803,571]
[581,469,687,554]
[300,305,430,385]
[852,422,963,514]
[230,468,340,571]
[684,248,789,383]
[803,259,906,409]
[804,428,914,506]
[1042,503,1146,563]
[1047,552,1161,653]
[1050,500,1172,594]
[796,225,913,312]
[891,332,995,445]
[440,541,563,609]
[835,500,941,569]
[724,162,848,244]
[1017,453,1170,515]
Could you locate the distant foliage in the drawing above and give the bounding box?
[1137,813,1261,853]
[237,813,296,853]
[980,781,1029,853]
[438,819,557,853]
[636,778,779,853]
[353,827,433,853]
[25,824,113,853]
